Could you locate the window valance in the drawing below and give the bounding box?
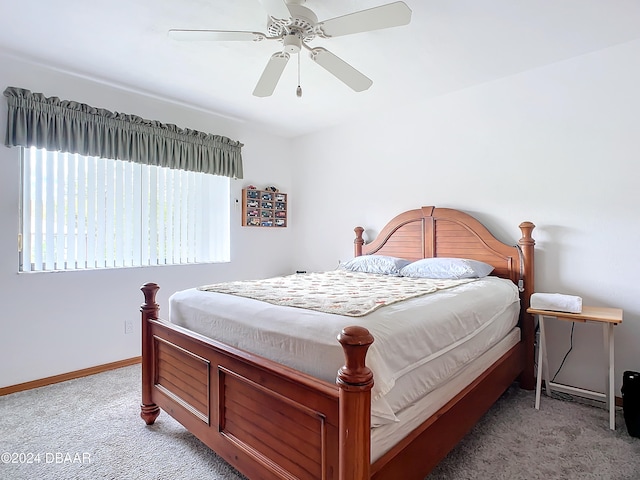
[3,87,243,179]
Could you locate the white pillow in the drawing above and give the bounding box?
[340,255,411,276]
[400,258,494,279]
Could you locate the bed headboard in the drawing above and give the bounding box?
[354,206,534,291]
[354,206,536,389]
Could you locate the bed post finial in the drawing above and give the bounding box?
[519,221,535,244]
[354,227,365,257]
[141,283,160,321]
[337,326,374,480]
[140,283,161,425]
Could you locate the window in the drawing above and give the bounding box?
[20,147,230,272]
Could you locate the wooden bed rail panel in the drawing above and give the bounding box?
[219,367,333,479]
[154,337,210,423]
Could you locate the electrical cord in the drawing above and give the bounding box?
[551,322,575,382]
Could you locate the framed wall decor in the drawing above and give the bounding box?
[242,188,287,227]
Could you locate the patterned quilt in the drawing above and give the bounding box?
[197,270,475,317]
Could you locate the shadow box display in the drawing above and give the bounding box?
[242,188,287,227]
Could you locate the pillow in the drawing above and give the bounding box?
[339,255,411,276]
[400,258,494,279]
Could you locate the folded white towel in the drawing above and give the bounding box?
[530,293,583,313]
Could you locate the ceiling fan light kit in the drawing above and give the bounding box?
[282,32,302,54]
[169,0,412,97]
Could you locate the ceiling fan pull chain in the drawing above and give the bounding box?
[296,52,303,98]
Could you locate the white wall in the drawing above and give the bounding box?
[0,53,293,388]
[290,39,640,396]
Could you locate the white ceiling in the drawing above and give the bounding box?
[2,0,640,138]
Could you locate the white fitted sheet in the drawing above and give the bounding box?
[371,327,521,462]
[169,275,520,425]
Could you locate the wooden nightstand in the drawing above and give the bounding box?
[527,306,623,430]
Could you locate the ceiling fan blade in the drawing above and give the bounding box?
[309,48,373,92]
[253,52,291,97]
[319,1,412,37]
[257,0,291,20]
[168,29,268,42]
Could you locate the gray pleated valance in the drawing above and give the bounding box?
[3,87,243,179]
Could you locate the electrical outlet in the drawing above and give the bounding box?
[125,320,134,335]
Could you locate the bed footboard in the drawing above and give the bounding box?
[140,283,374,480]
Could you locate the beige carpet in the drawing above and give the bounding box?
[0,365,638,479]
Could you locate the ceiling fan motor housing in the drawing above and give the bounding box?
[267,4,318,43]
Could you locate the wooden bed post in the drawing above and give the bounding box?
[140,282,161,425]
[518,222,536,390]
[337,326,374,480]
[354,227,365,257]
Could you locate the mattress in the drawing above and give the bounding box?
[169,275,520,425]
[371,327,520,462]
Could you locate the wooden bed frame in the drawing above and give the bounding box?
[140,206,535,480]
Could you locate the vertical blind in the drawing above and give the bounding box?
[21,147,230,271]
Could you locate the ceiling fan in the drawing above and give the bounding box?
[168,0,412,97]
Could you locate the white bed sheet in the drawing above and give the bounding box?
[371,327,521,462]
[169,275,520,425]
